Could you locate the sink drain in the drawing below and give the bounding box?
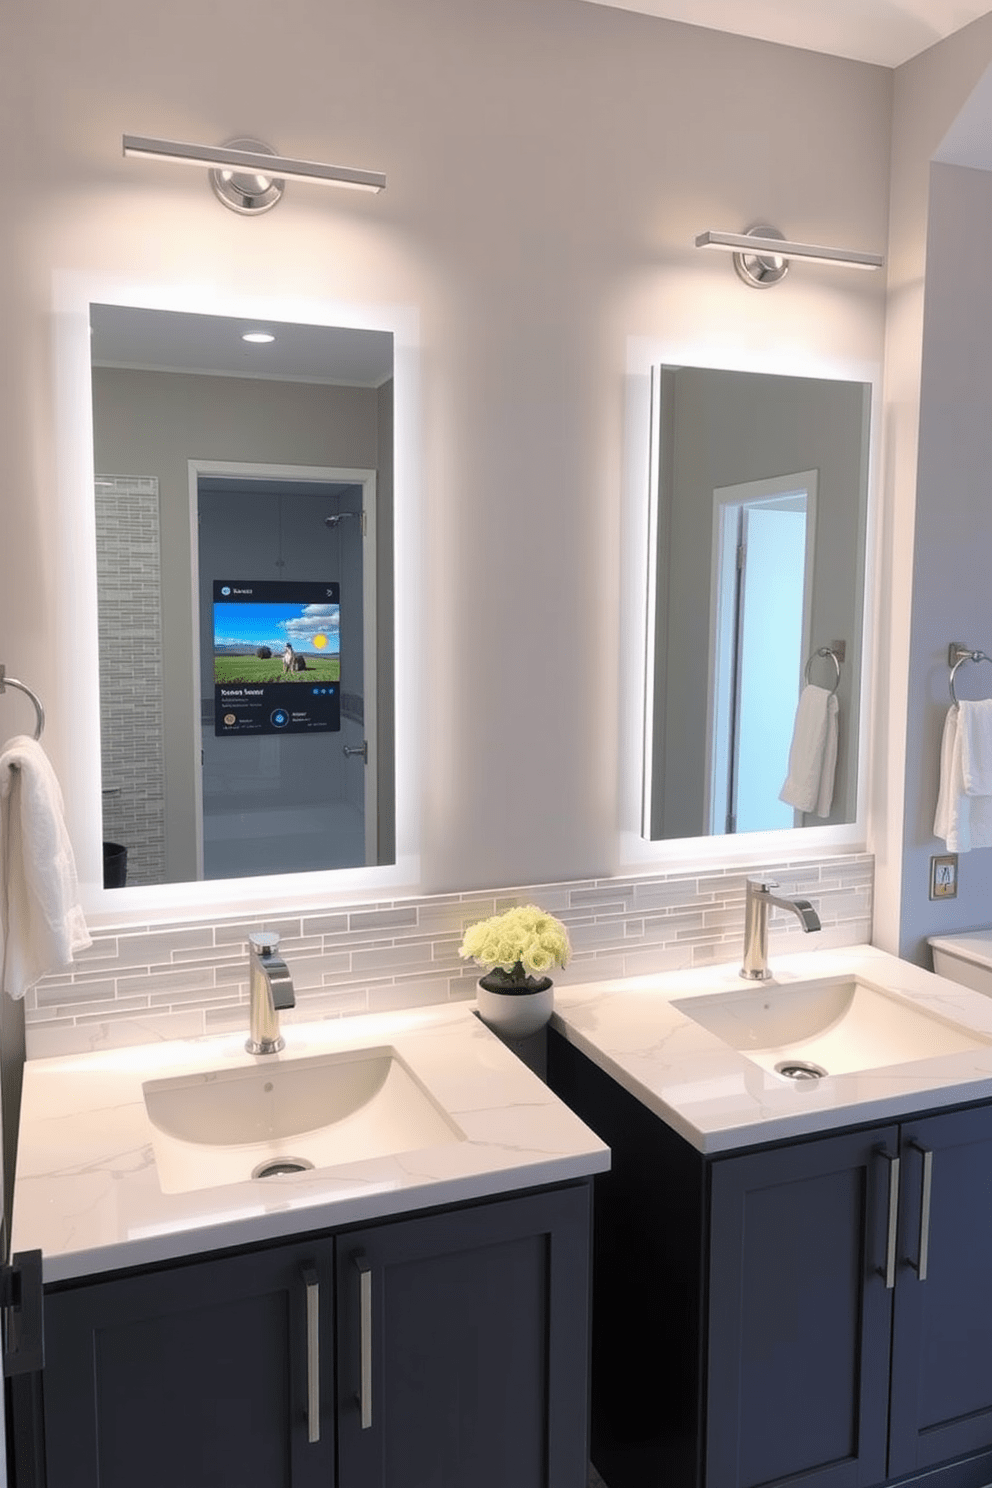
[252,1157,315,1179]
[775,1060,828,1081]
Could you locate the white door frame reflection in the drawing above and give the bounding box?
[189,460,378,882]
[707,471,816,836]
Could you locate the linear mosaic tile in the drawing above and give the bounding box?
[24,853,873,1057]
[95,476,166,888]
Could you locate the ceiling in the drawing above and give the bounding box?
[578,0,992,66]
[89,304,394,386]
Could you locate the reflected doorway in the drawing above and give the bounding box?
[707,471,817,835]
[193,464,377,880]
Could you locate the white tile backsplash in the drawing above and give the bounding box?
[25,854,873,1058]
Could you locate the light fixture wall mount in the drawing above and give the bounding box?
[122,134,387,214]
[733,223,788,288]
[695,224,884,287]
[211,137,283,215]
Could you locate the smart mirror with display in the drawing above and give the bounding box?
[643,364,870,842]
[89,304,395,887]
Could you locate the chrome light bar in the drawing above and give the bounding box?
[696,229,883,270]
[123,134,386,201]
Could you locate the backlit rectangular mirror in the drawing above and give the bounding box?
[90,304,395,887]
[643,364,870,842]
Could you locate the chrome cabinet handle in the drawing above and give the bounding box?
[908,1143,934,1282]
[302,1266,320,1444]
[355,1254,373,1429]
[880,1151,901,1289]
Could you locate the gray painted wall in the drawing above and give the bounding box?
[900,161,992,961]
[0,0,891,912]
[92,367,386,880]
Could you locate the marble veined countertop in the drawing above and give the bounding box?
[551,945,992,1154]
[12,1002,609,1282]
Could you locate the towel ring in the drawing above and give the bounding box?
[0,665,45,741]
[804,647,842,696]
[948,644,992,706]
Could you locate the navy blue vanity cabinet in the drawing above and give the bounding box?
[40,1236,336,1488]
[30,1182,592,1488]
[547,1027,992,1488]
[887,1104,992,1478]
[710,1102,992,1488]
[335,1185,592,1488]
[706,1126,898,1488]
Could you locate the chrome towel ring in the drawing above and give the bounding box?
[948,644,992,706]
[0,665,45,740]
[804,646,842,697]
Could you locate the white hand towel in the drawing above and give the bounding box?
[934,705,992,852]
[958,699,992,796]
[0,735,91,999]
[779,685,839,817]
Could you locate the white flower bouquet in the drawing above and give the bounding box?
[460,904,571,989]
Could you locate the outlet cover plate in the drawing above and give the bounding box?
[930,853,958,900]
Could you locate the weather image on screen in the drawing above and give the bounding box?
[212,579,341,736]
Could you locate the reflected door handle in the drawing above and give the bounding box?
[343,742,368,761]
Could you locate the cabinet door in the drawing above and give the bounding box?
[707,1126,898,1488]
[888,1103,992,1477]
[42,1239,335,1488]
[335,1184,591,1488]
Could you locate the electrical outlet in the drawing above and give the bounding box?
[930,853,958,900]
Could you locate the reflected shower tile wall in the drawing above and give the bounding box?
[25,853,873,1057]
[95,475,166,887]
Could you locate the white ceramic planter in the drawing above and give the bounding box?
[476,979,554,1039]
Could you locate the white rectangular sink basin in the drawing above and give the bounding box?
[671,975,989,1080]
[143,1046,465,1195]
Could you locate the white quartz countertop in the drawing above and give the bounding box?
[12,1002,609,1282]
[551,945,992,1154]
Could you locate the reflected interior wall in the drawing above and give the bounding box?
[92,367,383,881]
[650,369,868,839]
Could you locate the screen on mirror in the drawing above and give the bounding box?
[643,364,870,842]
[89,304,395,888]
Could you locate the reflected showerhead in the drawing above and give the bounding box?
[324,512,359,529]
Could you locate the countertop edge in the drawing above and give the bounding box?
[36,1149,610,1284]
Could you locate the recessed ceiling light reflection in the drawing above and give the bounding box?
[242,331,275,344]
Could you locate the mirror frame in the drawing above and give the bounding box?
[53,271,421,928]
[619,335,880,872]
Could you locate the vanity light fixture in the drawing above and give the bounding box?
[695,224,884,288]
[122,134,386,215]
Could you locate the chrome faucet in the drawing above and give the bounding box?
[246,931,296,1054]
[740,876,821,981]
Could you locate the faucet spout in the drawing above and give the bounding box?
[778,896,822,934]
[740,877,821,981]
[247,931,296,1054]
